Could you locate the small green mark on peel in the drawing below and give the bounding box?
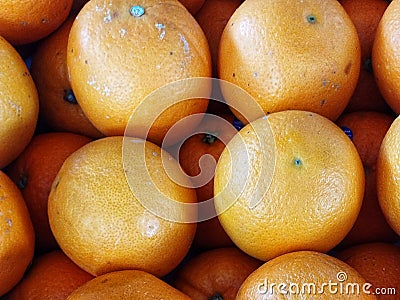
[209,293,224,300]
[202,132,219,144]
[130,5,145,17]
[293,158,302,167]
[307,14,316,24]
[17,174,28,190]
[63,89,78,104]
[363,57,373,74]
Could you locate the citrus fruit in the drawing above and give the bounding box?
[336,111,398,247]
[173,247,261,299]
[377,115,400,235]
[6,132,92,253]
[67,269,191,299]
[30,18,103,139]
[0,36,39,169]
[48,136,197,276]
[214,110,365,261]
[67,0,212,144]
[0,0,73,45]
[337,242,400,299]
[195,0,243,77]
[237,250,376,299]
[341,0,388,62]
[372,0,400,114]
[341,0,391,113]
[6,250,94,300]
[0,170,35,297]
[218,0,360,122]
[178,113,235,249]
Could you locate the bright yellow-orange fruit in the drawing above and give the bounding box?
[67,270,191,299]
[48,136,197,277]
[67,0,212,144]
[237,251,376,299]
[377,115,400,235]
[0,171,35,297]
[218,0,360,122]
[0,0,73,45]
[214,110,365,261]
[0,36,39,169]
[372,0,400,114]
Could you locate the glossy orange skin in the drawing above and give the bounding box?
[6,250,94,300]
[219,0,361,122]
[337,242,400,300]
[0,171,35,297]
[48,136,197,277]
[173,247,262,299]
[30,18,103,138]
[237,251,376,299]
[0,0,73,45]
[68,270,191,299]
[215,110,365,261]
[179,113,235,249]
[372,0,400,114]
[377,115,400,235]
[67,0,212,144]
[0,36,39,169]
[341,0,391,113]
[6,132,92,253]
[336,111,398,248]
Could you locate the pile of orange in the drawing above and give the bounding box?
[1,0,400,298]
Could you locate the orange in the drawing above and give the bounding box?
[335,111,398,247]
[372,0,400,114]
[6,250,94,300]
[172,247,262,299]
[341,0,391,113]
[214,110,365,261]
[67,0,212,145]
[195,0,243,77]
[0,170,35,297]
[218,0,360,122]
[30,18,103,139]
[67,269,191,299]
[237,250,376,299]
[341,0,388,63]
[0,0,73,45]
[179,0,206,15]
[179,113,235,249]
[0,36,39,169]
[336,242,400,299]
[377,115,400,235]
[337,111,395,168]
[5,132,92,253]
[48,136,197,277]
